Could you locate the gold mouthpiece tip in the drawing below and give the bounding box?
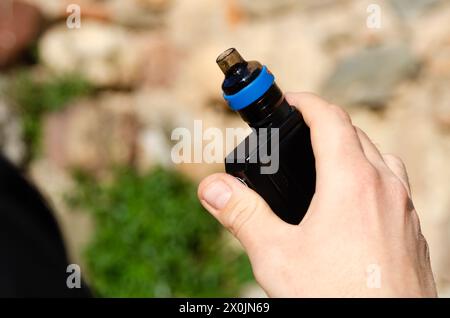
[216,48,245,74]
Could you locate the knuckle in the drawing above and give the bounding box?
[348,162,381,188]
[386,175,411,207]
[354,126,363,135]
[223,197,260,237]
[335,162,374,200]
[328,103,352,124]
[341,162,387,202]
[354,126,368,140]
[329,125,360,153]
[390,176,409,198]
[420,234,431,261]
[412,210,423,234]
[383,153,405,168]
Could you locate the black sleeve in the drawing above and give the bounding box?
[0,155,91,297]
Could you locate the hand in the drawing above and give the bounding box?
[197,93,437,297]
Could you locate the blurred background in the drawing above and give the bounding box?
[0,0,449,297]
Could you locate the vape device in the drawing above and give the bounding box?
[216,48,316,225]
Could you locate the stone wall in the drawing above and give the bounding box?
[1,0,449,296]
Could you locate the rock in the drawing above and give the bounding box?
[253,14,331,93]
[412,4,450,76]
[167,0,228,50]
[133,89,204,177]
[173,44,227,110]
[236,0,346,18]
[0,0,43,67]
[133,33,179,88]
[426,49,450,78]
[236,0,298,17]
[0,97,26,165]
[25,0,171,26]
[108,0,171,27]
[24,0,112,22]
[134,89,192,130]
[42,92,139,176]
[321,44,419,108]
[389,0,445,19]
[130,0,171,11]
[28,158,93,267]
[39,22,177,88]
[22,0,66,20]
[310,1,405,58]
[136,128,173,173]
[39,22,141,87]
[430,80,450,129]
[42,89,208,178]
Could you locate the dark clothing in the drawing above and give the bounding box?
[0,155,90,297]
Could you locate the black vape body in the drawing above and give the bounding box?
[217,48,316,224]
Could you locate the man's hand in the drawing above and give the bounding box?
[197,93,437,297]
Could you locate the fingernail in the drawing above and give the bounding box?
[202,180,232,210]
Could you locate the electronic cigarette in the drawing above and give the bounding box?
[216,48,316,224]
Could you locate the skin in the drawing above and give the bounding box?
[197,93,437,297]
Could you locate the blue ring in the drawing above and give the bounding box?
[224,66,275,111]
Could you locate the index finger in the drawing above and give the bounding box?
[285,92,365,173]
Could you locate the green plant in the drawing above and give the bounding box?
[9,71,92,160]
[69,167,254,297]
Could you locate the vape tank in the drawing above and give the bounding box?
[217,48,316,224]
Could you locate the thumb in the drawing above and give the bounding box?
[198,173,290,253]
